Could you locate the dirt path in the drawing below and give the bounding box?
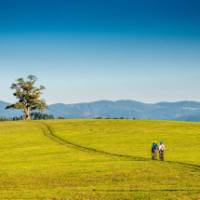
[39,122,200,171]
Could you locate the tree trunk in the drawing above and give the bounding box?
[24,107,31,120]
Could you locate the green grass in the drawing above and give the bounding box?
[0,119,200,199]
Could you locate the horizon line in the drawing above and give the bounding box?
[1,99,200,106]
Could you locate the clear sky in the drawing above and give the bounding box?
[0,0,200,104]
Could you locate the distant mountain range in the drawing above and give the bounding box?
[1,100,200,121]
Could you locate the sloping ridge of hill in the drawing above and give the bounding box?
[1,100,200,121]
[47,100,152,119]
[0,101,22,118]
[46,100,200,121]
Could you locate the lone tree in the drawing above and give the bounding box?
[6,75,47,120]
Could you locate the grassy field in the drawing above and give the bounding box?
[0,119,200,199]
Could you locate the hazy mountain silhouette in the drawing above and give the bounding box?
[1,100,200,121]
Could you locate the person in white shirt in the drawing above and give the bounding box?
[158,141,165,161]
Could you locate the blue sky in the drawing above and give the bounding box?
[0,0,200,104]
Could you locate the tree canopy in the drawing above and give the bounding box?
[6,75,47,120]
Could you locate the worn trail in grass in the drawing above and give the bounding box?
[40,122,148,161]
[0,119,200,199]
[41,122,200,171]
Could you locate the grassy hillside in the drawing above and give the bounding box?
[0,120,199,199]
